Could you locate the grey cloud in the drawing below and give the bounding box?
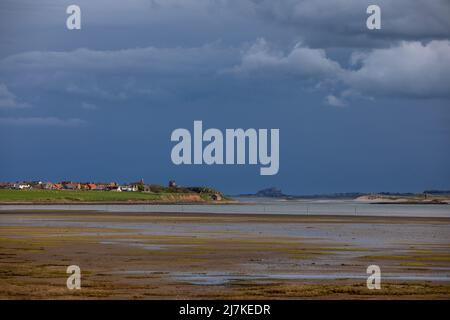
[0,45,229,74]
[0,44,237,101]
[245,0,450,47]
[0,116,86,126]
[1,37,450,112]
[325,95,347,107]
[2,0,449,56]
[0,83,30,108]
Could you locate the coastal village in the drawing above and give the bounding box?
[0,178,153,192]
[0,179,223,200]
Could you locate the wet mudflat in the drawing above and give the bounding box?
[1,210,449,299]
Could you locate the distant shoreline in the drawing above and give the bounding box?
[369,201,449,205]
[235,194,450,205]
[1,189,449,205]
[355,194,450,205]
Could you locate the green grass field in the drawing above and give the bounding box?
[0,189,205,203]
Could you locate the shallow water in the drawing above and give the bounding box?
[1,216,449,250]
[1,198,450,217]
[1,210,449,297]
[139,271,450,285]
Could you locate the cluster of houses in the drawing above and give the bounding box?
[0,179,224,200]
[0,178,158,192]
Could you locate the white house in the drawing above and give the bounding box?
[118,185,138,192]
[14,183,31,190]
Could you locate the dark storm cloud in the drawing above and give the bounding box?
[3,0,448,52]
[245,0,450,47]
[0,44,238,108]
[1,38,450,115]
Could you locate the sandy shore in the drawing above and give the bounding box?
[1,210,450,299]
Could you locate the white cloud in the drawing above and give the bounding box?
[231,39,450,101]
[229,38,344,79]
[345,40,450,99]
[0,117,86,127]
[325,95,347,107]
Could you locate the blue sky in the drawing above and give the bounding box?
[0,0,449,194]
